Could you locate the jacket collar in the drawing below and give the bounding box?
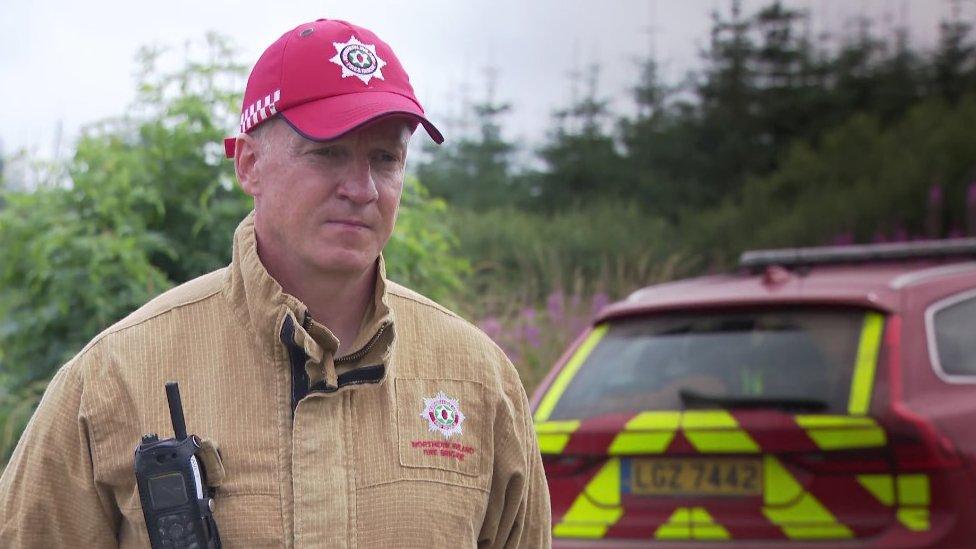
[223,211,395,387]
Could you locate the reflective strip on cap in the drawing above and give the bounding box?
[608,411,680,455]
[795,415,886,450]
[683,410,760,453]
[552,458,623,539]
[535,420,581,454]
[534,324,609,423]
[849,312,885,415]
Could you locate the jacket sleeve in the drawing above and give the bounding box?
[479,357,552,548]
[0,354,120,547]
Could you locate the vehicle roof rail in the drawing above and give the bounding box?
[739,238,976,272]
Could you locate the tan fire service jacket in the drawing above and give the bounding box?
[0,212,551,548]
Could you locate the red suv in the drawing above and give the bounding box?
[532,240,976,547]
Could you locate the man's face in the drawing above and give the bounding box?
[242,116,412,278]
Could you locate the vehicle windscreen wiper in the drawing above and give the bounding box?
[678,388,828,412]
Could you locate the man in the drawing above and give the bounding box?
[0,18,551,548]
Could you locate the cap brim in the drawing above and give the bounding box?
[223,91,443,158]
[288,90,441,142]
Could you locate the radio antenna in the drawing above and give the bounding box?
[165,382,188,441]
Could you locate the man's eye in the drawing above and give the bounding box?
[374,151,399,163]
[313,147,343,158]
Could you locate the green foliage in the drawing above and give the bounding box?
[443,201,694,394]
[0,188,171,385]
[113,35,253,282]
[0,36,249,462]
[628,1,935,213]
[415,90,527,210]
[683,94,976,265]
[444,200,694,309]
[934,16,976,102]
[385,176,470,306]
[533,65,630,210]
[0,184,176,462]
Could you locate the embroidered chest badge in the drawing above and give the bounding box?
[329,35,387,85]
[421,391,465,438]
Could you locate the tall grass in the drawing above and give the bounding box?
[445,200,697,392]
[446,200,695,303]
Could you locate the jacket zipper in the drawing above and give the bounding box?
[288,314,389,408]
[335,321,390,365]
[303,311,390,365]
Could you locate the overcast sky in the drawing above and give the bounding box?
[0,0,960,160]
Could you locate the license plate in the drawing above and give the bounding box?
[625,458,763,497]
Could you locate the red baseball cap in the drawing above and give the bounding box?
[224,18,443,158]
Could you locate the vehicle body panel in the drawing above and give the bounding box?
[533,259,976,547]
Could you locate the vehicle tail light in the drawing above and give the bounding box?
[542,454,602,478]
[795,315,962,475]
[886,405,962,471]
[884,314,962,472]
[791,450,891,474]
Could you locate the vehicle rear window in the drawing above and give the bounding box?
[548,308,872,420]
[931,294,976,377]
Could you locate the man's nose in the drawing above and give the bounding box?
[337,156,379,204]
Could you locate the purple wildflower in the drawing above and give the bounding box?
[546,291,565,322]
[478,316,502,341]
[590,292,610,317]
[893,225,908,242]
[926,183,943,237]
[831,231,854,245]
[521,323,542,348]
[967,182,976,235]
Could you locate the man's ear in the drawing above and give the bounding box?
[234,133,262,198]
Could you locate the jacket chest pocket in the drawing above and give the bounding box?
[391,377,492,490]
[354,378,492,548]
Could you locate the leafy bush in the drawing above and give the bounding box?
[385,176,470,306]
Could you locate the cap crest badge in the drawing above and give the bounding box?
[421,391,465,438]
[329,35,387,84]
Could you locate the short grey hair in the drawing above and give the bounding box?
[247,116,285,155]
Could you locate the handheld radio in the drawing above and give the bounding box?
[134,382,221,548]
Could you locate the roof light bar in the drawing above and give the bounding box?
[740,238,976,272]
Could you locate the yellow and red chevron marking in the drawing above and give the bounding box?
[545,449,931,540]
[539,412,919,541]
[537,410,887,458]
